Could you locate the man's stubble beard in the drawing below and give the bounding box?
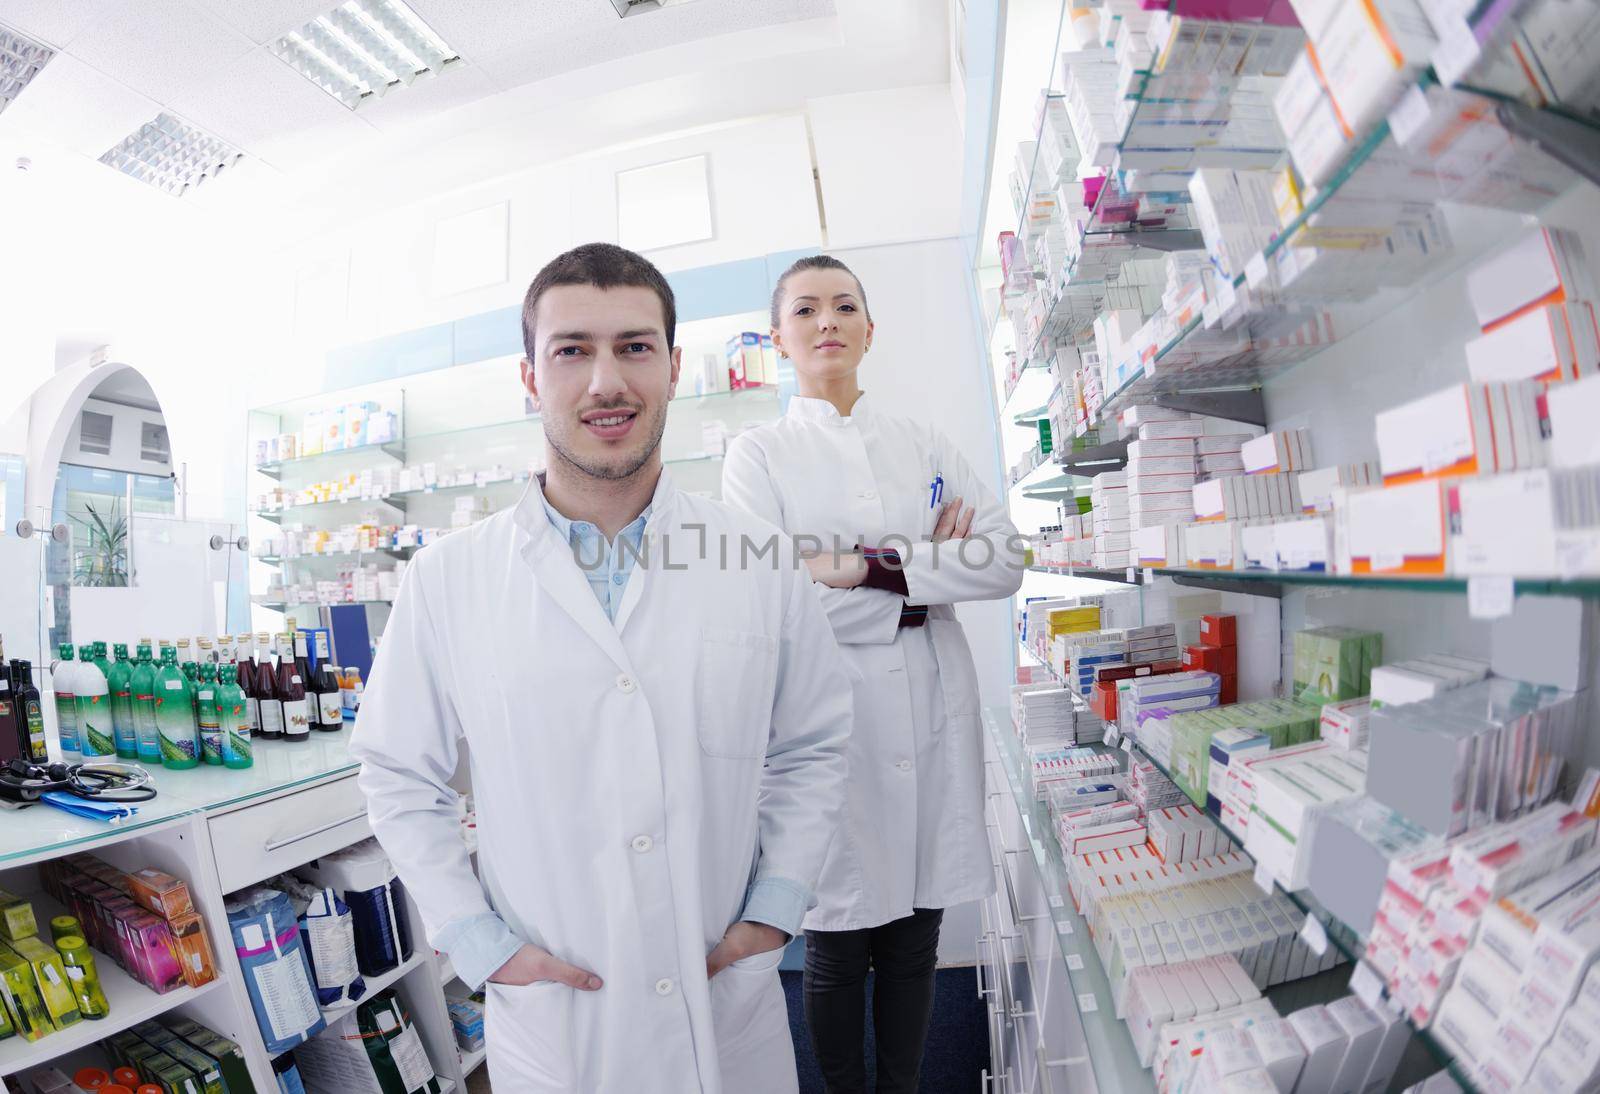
[545,400,671,484]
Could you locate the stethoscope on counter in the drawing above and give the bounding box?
[0,759,159,804]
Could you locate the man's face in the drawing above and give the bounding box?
[521,284,680,483]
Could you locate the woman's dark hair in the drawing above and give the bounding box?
[769,254,871,328]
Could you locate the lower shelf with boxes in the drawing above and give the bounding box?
[983,706,1435,1094]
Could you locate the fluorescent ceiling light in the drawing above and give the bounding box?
[98,113,245,198]
[272,0,460,110]
[607,0,702,16]
[0,22,54,116]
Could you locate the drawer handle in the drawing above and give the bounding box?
[975,934,994,1001]
[264,809,369,852]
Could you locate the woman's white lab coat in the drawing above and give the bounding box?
[721,394,1026,931]
[352,472,853,1092]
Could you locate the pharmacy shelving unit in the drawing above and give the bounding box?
[977,2,1600,1092]
[0,728,471,1090]
[246,312,785,637]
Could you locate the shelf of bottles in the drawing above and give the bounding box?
[49,634,361,775]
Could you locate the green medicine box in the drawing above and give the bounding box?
[4,938,80,1030]
[0,890,37,944]
[166,1040,227,1094]
[1292,626,1382,705]
[0,946,51,1042]
[191,1031,255,1094]
[153,1055,206,1094]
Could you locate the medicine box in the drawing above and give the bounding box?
[1241,429,1313,475]
[1465,301,1600,385]
[1466,227,1596,332]
[1548,374,1600,469]
[1374,382,1545,483]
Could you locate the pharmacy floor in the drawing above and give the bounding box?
[465,968,990,1091]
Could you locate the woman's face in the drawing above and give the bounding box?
[773,267,873,383]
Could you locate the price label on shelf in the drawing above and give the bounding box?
[1388,85,1432,147]
[1126,566,1136,583]
[1078,992,1099,1014]
[1067,954,1085,971]
[1202,300,1223,329]
[1050,894,1065,909]
[1057,920,1075,936]
[1214,276,1238,314]
[1143,568,1155,584]
[1351,961,1385,1010]
[1432,17,1482,87]
[1372,551,1405,573]
[1244,253,1271,290]
[1104,726,1121,748]
[1254,861,1275,895]
[1468,575,1515,620]
[1121,738,1134,755]
[1300,915,1329,957]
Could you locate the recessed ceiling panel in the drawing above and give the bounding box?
[66,0,258,107]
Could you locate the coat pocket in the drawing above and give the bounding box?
[696,627,779,759]
[485,980,576,1089]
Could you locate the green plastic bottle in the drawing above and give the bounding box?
[91,642,111,687]
[49,915,82,947]
[52,644,80,761]
[130,644,161,764]
[74,645,114,758]
[154,646,199,769]
[218,665,252,770]
[196,663,222,766]
[106,644,137,760]
[55,936,109,1020]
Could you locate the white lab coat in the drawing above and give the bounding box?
[721,393,1025,931]
[351,471,853,1093]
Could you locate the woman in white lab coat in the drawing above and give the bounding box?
[721,255,1026,1093]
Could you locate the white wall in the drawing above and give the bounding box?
[809,85,965,248]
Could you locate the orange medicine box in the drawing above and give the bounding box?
[127,869,193,921]
[166,911,217,989]
[1200,614,1236,648]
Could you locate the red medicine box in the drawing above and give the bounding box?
[1219,673,1238,705]
[1200,613,1237,648]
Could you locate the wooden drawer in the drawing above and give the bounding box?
[208,774,371,894]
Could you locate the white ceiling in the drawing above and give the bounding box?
[0,0,947,237]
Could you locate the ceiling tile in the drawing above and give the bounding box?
[0,51,161,157]
[0,0,115,49]
[66,0,257,107]
[165,44,371,151]
[409,0,606,65]
[359,60,497,132]
[185,0,334,45]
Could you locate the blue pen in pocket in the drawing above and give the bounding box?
[929,474,944,509]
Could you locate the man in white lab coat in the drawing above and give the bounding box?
[352,243,854,1093]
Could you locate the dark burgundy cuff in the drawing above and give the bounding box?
[898,604,929,629]
[857,546,910,596]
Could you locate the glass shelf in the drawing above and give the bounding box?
[253,547,416,567]
[1025,563,1600,600]
[1000,5,1600,429]
[252,455,724,521]
[252,387,778,479]
[981,707,1155,1094]
[1095,73,1596,420]
[1001,647,1474,1090]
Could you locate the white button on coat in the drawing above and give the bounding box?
[722,393,1026,932]
[632,835,655,853]
[353,471,853,1093]
[656,978,675,996]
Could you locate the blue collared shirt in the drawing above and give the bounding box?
[541,495,651,620]
[435,490,802,989]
